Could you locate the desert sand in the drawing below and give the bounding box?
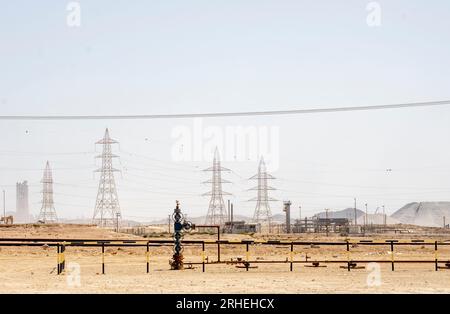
[1,224,450,293]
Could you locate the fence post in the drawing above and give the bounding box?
[56,243,60,275]
[435,241,438,271]
[390,241,395,271]
[246,242,249,271]
[60,242,66,273]
[146,242,150,274]
[102,242,105,275]
[217,227,220,263]
[346,240,350,272]
[290,243,293,272]
[202,242,205,273]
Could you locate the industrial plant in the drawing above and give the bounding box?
[1,0,450,299]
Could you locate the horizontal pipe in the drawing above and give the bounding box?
[0,242,169,247]
[2,238,450,246]
[184,260,450,265]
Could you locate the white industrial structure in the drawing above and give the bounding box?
[37,161,58,223]
[203,147,231,226]
[249,157,277,229]
[92,128,122,227]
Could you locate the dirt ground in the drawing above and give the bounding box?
[1,224,450,294]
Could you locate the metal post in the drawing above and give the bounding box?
[217,226,220,262]
[57,243,60,275]
[146,242,150,273]
[202,242,205,273]
[290,243,293,271]
[102,242,105,274]
[435,241,438,271]
[246,242,249,271]
[390,241,394,271]
[346,241,350,271]
[61,242,65,273]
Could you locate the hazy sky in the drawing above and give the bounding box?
[0,1,450,221]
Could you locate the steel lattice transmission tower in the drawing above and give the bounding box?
[92,128,122,227]
[202,147,231,226]
[249,157,277,229]
[37,161,58,223]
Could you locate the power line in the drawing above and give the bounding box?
[277,177,450,191]
[120,178,202,196]
[0,150,94,156]
[120,159,200,175]
[0,166,94,171]
[1,100,449,120]
[120,149,201,171]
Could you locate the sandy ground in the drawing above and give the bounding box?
[1,224,450,293]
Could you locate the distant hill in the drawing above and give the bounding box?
[314,208,400,225]
[391,202,450,227]
[356,213,399,225]
[271,213,286,223]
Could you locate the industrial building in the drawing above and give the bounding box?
[290,217,351,234]
[224,220,260,234]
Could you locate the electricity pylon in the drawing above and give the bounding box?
[203,147,231,226]
[37,161,58,223]
[249,157,277,230]
[92,128,122,227]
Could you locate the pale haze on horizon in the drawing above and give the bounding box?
[0,1,450,222]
